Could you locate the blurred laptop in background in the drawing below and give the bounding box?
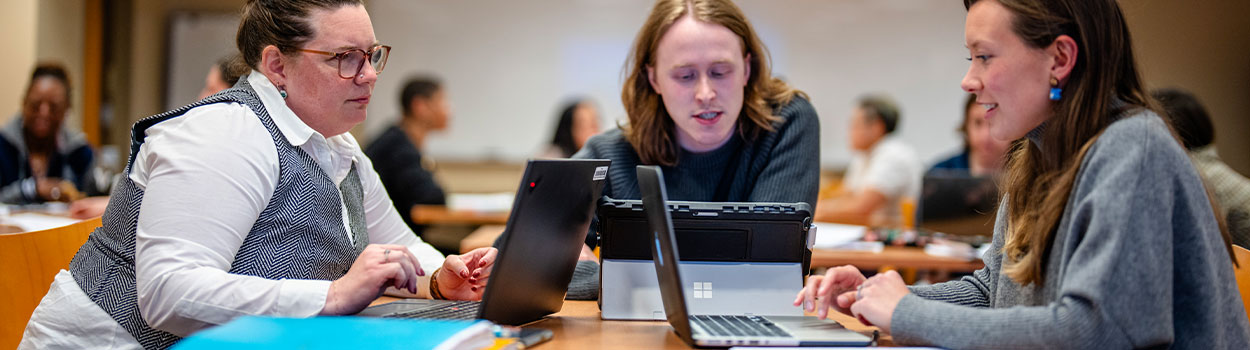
[915,173,999,237]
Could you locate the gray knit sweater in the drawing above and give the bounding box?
[575,96,821,208]
[892,111,1250,348]
[562,96,821,300]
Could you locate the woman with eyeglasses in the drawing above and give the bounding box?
[20,1,495,348]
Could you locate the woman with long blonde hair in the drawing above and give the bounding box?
[581,0,818,204]
[562,0,821,300]
[796,0,1250,347]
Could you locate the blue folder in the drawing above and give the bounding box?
[172,316,494,350]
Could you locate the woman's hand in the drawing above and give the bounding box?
[848,269,909,333]
[793,265,867,319]
[69,196,110,219]
[35,178,79,202]
[436,247,498,300]
[322,244,425,315]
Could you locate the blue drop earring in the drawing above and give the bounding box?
[1048,77,1062,101]
[279,88,288,99]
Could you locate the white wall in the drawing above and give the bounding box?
[165,12,241,110]
[366,0,970,169]
[0,0,38,125]
[36,0,86,134]
[1123,0,1250,174]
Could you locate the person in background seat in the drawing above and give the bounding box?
[365,76,450,238]
[539,98,602,158]
[1154,87,1250,247]
[815,95,921,227]
[1,63,103,205]
[928,93,1010,177]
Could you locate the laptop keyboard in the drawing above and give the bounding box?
[388,301,480,320]
[692,315,792,338]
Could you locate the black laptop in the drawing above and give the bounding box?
[359,159,610,325]
[638,165,872,347]
[916,173,999,236]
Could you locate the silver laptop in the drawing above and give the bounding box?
[638,165,872,347]
[358,159,610,325]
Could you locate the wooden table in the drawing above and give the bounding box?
[460,225,507,254]
[370,298,887,349]
[1,207,81,234]
[811,245,984,271]
[410,205,508,226]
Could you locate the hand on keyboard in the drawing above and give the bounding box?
[794,265,866,320]
[848,269,908,333]
[323,244,426,315]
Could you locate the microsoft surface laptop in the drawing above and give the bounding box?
[638,165,872,347]
[597,197,812,320]
[359,159,610,325]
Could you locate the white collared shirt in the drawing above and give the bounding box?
[21,72,442,348]
[843,136,922,226]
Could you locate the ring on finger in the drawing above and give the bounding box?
[384,249,391,263]
[856,284,864,300]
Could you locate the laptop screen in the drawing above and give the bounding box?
[636,165,696,340]
[475,159,609,324]
[917,173,999,236]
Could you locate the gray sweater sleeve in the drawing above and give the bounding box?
[904,200,1006,308]
[890,115,1237,348]
[1,177,35,204]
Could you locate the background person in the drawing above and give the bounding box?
[815,95,921,227]
[540,98,601,158]
[196,54,248,100]
[928,93,1010,176]
[365,76,450,238]
[1154,87,1250,247]
[1,63,100,204]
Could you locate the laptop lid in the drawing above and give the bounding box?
[636,165,697,342]
[475,159,610,325]
[917,173,998,236]
[596,197,811,320]
[638,166,873,348]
